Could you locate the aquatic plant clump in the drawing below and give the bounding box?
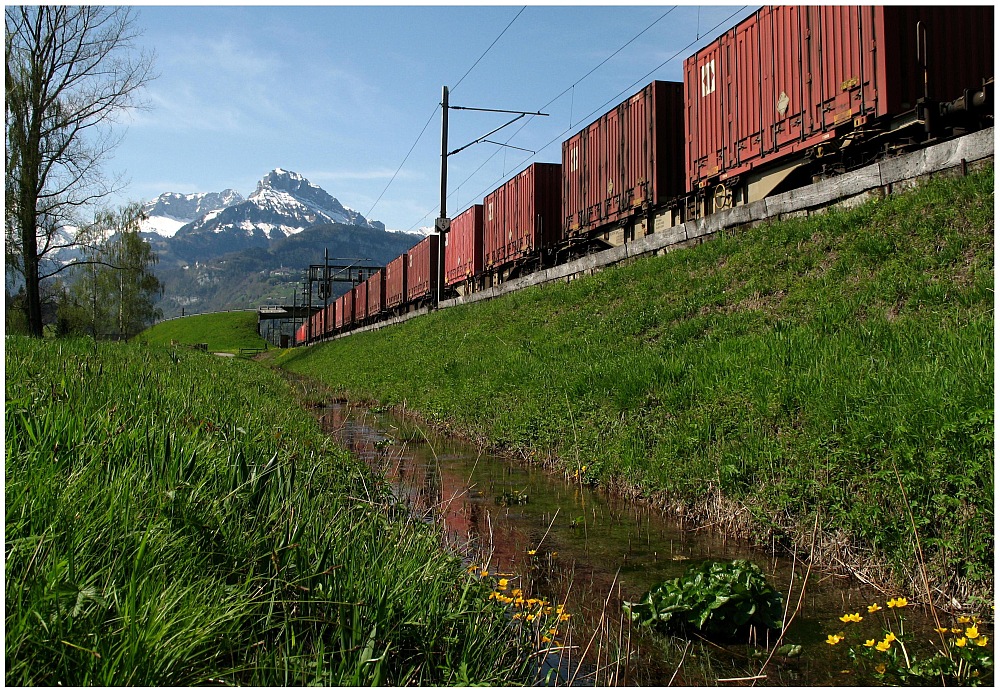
[623,559,784,639]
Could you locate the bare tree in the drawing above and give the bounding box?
[6,6,155,336]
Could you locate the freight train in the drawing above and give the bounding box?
[296,5,993,346]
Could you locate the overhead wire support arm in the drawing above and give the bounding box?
[436,85,548,306]
[448,108,548,156]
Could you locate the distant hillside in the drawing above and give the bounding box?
[155,223,422,318]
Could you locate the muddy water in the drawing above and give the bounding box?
[317,403,972,686]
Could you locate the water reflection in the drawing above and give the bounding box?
[317,402,962,687]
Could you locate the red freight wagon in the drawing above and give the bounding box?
[354,281,369,322]
[406,234,439,304]
[685,5,994,209]
[337,290,354,330]
[385,254,408,310]
[483,162,561,272]
[309,310,322,341]
[444,204,484,287]
[295,323,306,345]
[367,270,385,319]
[562,81,685,241]
[324,301,336,337]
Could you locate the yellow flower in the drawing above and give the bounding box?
[875,663,887,675]
[527,549,537,556]
[551,551,558,557]
[935,627,949,634]
[955,637,967,648]
[884,632,897,643]
[957,616,971,624]
[559,613,571,621]
[965,626,979,639]
[525,613,536,622]
[511,589,523,598]
[480,569,489,578]
[498,578,509,590]
[952,628,963,634]
[548,628,558,636]
[975,636,989,647]
[875,640,891,653]
[541,635,552,643]
[467,564,478,573]
[864,639,876,647]
[826,634,844,645]
[840,612,863,623]
[887,597,908,608]
[867,603,883,613]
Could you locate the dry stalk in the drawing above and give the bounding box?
[889,458,948,652]
[753,512,820,682]
[569,568,621,686]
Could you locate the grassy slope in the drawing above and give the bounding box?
[5,338,543,685]
[276,168,994,601]
[139,310,268,353]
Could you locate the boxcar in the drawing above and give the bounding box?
[324,301,336,337]
[354,281,369,322]
[294,322,307,345]
[367,269,385,319]
[444,204,484,289]
[406,234,439,305]
[684,5,994,210]
[483,162,561,275]
[309,310,322,342]
[562,80,685,244]
[385,254,408,310]
[337,290,354,331]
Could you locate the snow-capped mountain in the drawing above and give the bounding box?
[142,189,244,238]
[175,169,385,240]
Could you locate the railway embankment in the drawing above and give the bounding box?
[276,162,995,605]
[342,127,993,337]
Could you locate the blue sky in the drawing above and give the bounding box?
[112,4,754,232]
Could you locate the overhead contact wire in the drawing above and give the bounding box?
[447,6,680,216]
[470,4,751,206]
[452,6,526,94]
[375,6,525,228]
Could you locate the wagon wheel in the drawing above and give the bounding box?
[713,183,733,210]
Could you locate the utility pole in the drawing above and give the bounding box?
[435,86,450,306]
[435,86,548,305]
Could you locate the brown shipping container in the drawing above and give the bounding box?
[324,301,336,336]
[685,6,994,196]
[483,162,561,270]
[354,282,368,322]
[309,310,321,341]
[385,254,408,309]
[406,234,439,303]
[562,81,685,238]
[444,205,484,286]
[367,270,385,318]
[295,323,306,345]
[338,291,354,330]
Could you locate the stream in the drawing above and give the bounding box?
[317,402,982,686]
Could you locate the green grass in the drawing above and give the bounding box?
[5,337,546,685]
[276,168,994,601]
[139,310,268,353]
